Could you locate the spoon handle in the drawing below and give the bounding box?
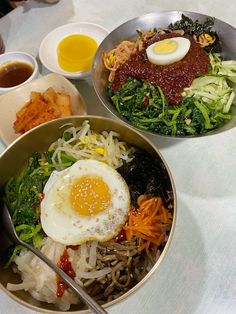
[22,241,108,314]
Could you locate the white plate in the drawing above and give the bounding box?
[39,22,109,79]
[0,73,87,145]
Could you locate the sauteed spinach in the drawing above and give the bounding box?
[3,151,75,267]
[108,48,236,137]
[108,74,233,136]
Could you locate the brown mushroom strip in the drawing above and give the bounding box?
[99,241,137,251]
[104,282,115,297]
[83,279,95,287]
[101,254,117,262]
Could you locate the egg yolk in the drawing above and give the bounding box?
[70,176,111,216]
[57,34,98,72]
[153,39,177,54]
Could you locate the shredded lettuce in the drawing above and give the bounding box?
[182,53,236,114]
[210,53,236,83]
[182,75,235,114]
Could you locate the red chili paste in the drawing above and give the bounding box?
[56,249,76,298]
[112,33,210,104]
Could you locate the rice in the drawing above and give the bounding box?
[8,238,78,311]
[7,237,110,310]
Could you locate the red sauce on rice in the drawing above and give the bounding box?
[56,249,76,298]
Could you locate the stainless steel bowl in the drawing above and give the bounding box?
[92,11,236,138]
[0,116,176,313]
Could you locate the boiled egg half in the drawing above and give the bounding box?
[40,159,130,245]
[146,37,191,66]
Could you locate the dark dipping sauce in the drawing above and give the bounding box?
[0,61,34,88]
[112,33,210,104]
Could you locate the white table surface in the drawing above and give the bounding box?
[0,1,236,314]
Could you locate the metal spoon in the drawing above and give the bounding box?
[1,205,108,314]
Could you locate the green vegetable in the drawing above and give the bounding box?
[108,77,233,136]
[63,130,73,141]
[4,245,23,269]
[60,152,78,163]
[4,152,45,225]
[182,75,235,114]
[210,53,236,83]
[2,151,76,267]
[4,224,42,268]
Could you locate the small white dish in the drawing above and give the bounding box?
[39,22,109,79]
[0,73,87,145]
[0,51,39,94]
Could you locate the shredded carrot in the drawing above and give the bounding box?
[124,195,172,254]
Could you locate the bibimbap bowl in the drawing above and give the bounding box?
[0,116,176,313]
[92,11,236,138]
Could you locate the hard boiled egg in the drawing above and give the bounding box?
[40,159,130,245]
[146,37,191,66]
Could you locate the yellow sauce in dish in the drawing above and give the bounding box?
[57,34,98,72]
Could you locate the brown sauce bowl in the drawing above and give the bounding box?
[0,51,39,94]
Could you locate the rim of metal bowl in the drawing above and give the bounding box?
[0,115,177,313]
[92,10,236,139]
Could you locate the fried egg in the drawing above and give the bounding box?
[146,37,191,66]
[40,159,130,245]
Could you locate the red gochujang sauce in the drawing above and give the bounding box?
[112,33,210,105]
[56,249,76,298]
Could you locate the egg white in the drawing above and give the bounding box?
[146,37,191,66]
[40,159,130,245]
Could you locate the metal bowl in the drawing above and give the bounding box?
[92,11,236,138]
[0,116,176,313]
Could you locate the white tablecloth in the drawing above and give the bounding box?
[0,1,236,313]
